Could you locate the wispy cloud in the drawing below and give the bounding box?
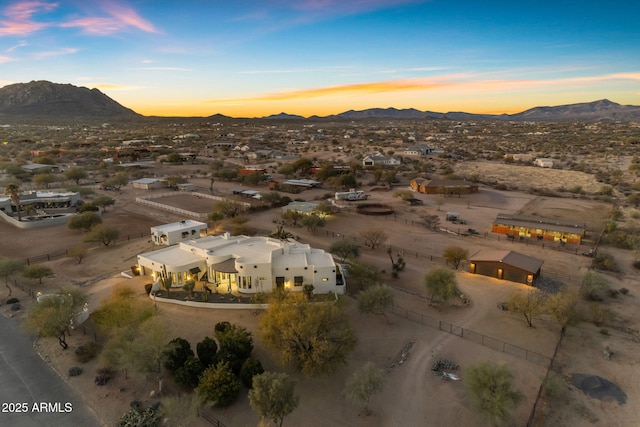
[205,72,640,104]
[1,1,158,37]
[31,47,79,58]
[6,40,28,52]
[0,1,56,36]
[0,54,15,63]
[61,2,159,35]
[128,67,191,72]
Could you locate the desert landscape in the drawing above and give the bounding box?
[2,159,639,427]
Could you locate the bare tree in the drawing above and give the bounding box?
[359,227,388,250]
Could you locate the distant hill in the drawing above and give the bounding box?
[305,100,640,122]
[0,81,141,120]
[504,99,640,121]
[2,81,639,122]
[262,112,306,120]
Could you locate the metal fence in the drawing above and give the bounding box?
[390,304,552,367]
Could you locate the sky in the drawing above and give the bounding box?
[0,0,639,118]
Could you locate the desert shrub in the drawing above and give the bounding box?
[590,303,615,327]
[581,271,611,301]
[239,357,264,388]
[619,287,630,295]
[600,328,609,335]
[607,289,620,298]
[69,366,83,376]
[592,252,618,272]
[74,342,100,363]
[633,260,640,270]
[542,371,564,398]
[6,297,19,304]
[163,337,194,372]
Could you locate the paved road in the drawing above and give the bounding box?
[0,315,102,427]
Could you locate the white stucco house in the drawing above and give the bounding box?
[137,233,346,295]
[534,158,554,168]
[150,220,208,246]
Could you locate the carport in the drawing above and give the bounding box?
[468,250,543,285]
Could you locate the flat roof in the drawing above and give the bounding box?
[151,220,207,233]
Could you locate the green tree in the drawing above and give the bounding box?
[466,362,524,427]
[32,172,57,189]
[68,212,102,232]
[329,240,360,262]
[424,267,458,303]
[442,246,469,270]
[91,285,154,335]
[506,290,546,328]
[83,224,119,246]
[105,171,129,190]
[545,289,580,328]
[66,245,87,264]
[345,261,381,292]
[215,323,254,374]
[212,199,245,218]
[24,288,87,349]
[301,214,326,233]
[4,183,22,221]
[249,372,299,427]
[129,316,171,393]
[260,299,357,377]
[281,210,303,226]
[22,264,54,284]
[197,361,241,407]
[344,362,385,415]
[0,257,25,297]
[91,195,116,212]
[359,227,388,250]
[64,167,88,185]
[357,284,394,322]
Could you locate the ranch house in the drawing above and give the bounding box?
[137,233,345,295]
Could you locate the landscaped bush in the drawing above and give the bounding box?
[214,321,232,337]
[196,336,218,368]
[75,342,100,363]
[239,357,264,388]
[197,361,241,407]
[175,356,204,388]
[163,337,194,372]
[214,324,254,375]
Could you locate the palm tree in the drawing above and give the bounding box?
[4,183,22,221]
[269,225,294,240]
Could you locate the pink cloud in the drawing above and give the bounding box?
[0,1,57,36]
[60,2,158,35]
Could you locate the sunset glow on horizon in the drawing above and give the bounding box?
[1,1,639,118]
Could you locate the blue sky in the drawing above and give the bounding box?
[1,0,639,117]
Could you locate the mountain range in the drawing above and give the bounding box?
[2,81,640,122]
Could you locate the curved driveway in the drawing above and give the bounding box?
[0,316,101,427]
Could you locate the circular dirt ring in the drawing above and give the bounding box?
[356,203,395,216]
